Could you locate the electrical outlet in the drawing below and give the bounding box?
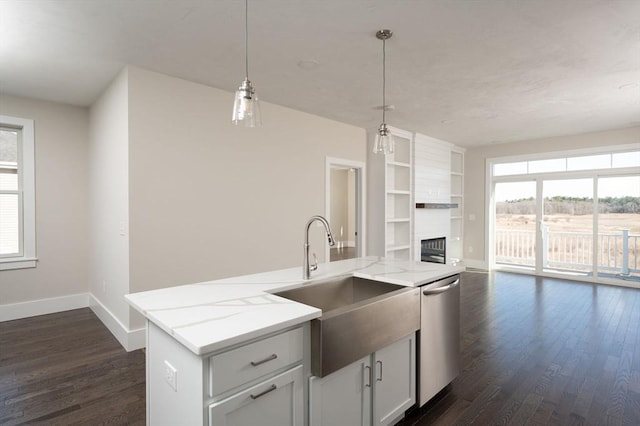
[164,360,177,391]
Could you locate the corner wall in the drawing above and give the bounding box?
[464,126,640,267]
[88,69,131,338]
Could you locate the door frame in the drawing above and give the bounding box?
[325,157,367,262]
[486,145,640,286]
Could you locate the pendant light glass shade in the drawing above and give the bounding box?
[373,122,394,154]
[232,0,261,127]
[372,29,394,154]
[232,78,261,127]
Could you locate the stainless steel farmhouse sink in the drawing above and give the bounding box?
[274,275,420,377]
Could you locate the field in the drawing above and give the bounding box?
[496,213,640,234]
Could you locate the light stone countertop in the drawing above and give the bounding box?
[125,257,465,355]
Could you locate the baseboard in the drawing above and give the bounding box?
[0,293,89,322]
[463,259,488,270]
[89,294,146,352]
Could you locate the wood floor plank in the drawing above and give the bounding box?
[1,271,639,425]
[400,271,640,426]
[0,308,145,425]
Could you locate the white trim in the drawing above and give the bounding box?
[0,115,36,267]
[487,142,640,165]
[89,294,146,352]
[0,293,89,322]
[0,257,37,270]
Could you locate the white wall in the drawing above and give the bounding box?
[125,67,366,329]
[0,95,88,307]
[464,126,640,267]
[366,133,385,256]
[88,69,131,329]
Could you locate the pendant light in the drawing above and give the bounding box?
[373,29,394,154]
[232,0,261,127]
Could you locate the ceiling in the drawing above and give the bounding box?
[0,0,638,148]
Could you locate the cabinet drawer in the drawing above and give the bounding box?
[209,365,303,426]
[209,327,303,397]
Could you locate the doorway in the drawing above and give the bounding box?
[325,157,366,262]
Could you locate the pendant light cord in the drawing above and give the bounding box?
[381,37,386,124]
[244,0,249,79]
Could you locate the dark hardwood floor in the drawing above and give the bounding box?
[0,308,145,425]
[1,271,638,425]
[401,271,640,426]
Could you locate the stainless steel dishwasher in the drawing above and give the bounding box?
[418,274,461,406]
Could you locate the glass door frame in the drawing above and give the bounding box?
[488,163,639,285]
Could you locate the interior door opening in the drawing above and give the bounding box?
[326,158,366,262]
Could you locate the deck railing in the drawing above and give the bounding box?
[495,228,640,275]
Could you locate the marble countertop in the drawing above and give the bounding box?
[125,257,465,355]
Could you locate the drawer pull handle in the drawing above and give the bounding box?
[376,360,383,381]
[364,365,372,387]
[250,353,278,366]
[250,384,277,400]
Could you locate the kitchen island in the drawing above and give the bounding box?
[126,257,464,426]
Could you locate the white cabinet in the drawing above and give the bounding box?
[372,336,416,426]
[309,334,415,426]
[309,356,371,426]
[146,322,305,426]
[209,365,303,426]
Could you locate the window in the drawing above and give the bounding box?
[493,150,640,177]
[0,115,36,270]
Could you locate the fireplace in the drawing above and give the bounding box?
[421,237,446,264]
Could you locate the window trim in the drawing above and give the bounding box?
[0,115,37,270]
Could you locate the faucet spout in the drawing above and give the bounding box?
[303,215,335,280]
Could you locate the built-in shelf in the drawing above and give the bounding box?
[415,203,459,209]
[450,148,465,261]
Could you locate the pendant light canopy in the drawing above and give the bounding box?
[232,0,261,127]
[373,29,394,155]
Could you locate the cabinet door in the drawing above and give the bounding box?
[373,335,416,426]
[309,356,372,426]
[208,365,303,426]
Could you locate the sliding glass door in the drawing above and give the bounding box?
[541,178,594,276]
[489,148,639,284]
[494,181,536,270]
[597,176,640,281]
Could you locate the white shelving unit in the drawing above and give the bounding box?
[384,128,413,260]
[449,148,465,262]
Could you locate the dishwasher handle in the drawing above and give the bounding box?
[422,278,460,295]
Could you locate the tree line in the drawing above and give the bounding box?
[497,196,640,215]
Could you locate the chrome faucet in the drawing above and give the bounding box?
[303,215,336,280]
